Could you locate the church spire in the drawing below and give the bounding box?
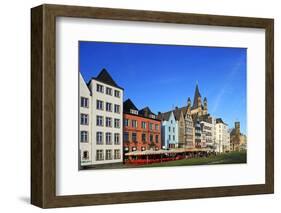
[192,83,202,109]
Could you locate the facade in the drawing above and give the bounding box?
[200,120,213,149]
[172,107,185,148]
[123,99,161,154]
[79,68,124,166]
[79,74,92,166]
[184,99,194,148]
[158,111,179,149]
[211,117,217,151]
[215,118,229,153]
[230,122,247,151]
[194,118,202,148]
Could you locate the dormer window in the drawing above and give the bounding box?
[130,109,138,115]
[149,114,156,119]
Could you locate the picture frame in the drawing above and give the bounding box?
[31,4,274,208]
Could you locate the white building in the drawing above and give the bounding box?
[79,69,123,166]
[79,73,92,166]
[200,120,213,149]
[215,118,229,153]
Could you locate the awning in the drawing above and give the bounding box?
[125,148,212,156]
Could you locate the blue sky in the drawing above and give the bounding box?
[79,41,247,134]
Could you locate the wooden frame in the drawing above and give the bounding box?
[31,4,274,208]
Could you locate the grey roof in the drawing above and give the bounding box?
[158,106,187,121]
[216,118,227,125]
[174,107,186,120]
[123,99,138,113]
[139,107,156,117]
[91,68,124,90]
[157,111,172,121]
[192,84,202,109]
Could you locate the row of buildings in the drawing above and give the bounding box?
[79,69,247,166]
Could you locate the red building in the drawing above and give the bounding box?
[123,99,161,154]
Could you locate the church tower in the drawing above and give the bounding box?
[203,97,208,114]
[191,83,203,115]
[187,97,191,113]
[235,122,240,135]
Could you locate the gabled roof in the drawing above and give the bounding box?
[123,99,138,113]
[174,107,186,120]
[157,111,172,121]
[216,118,227,125]
[91,68,124,90]
[159,106,187,121]
[192,84,202,109]
[139,107,155,116]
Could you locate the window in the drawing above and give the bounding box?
[130,109,138,115]
[173,135,175,140]
[124,119,129,127]
[114,119,120,128]
[96,132,103,144]
[149,114,156,119]
[83,151,89,160]
[124,132,129,141]
[141,121,146,129]
[114,149,121,159]
[168,127,171,132]
[114,104,120,113]
[149,123,153,130]
[97,84,103,93]
[142,133,146,142]
[80,97,89,108]
[156,135,159,143]
[169,135,171,140]
[114,90,120,97]
[105,149,112,160]
[173,127,175,133]
[96,150,104,161]
[150,134,153,142]
[80,131,88,142]
[155,124,159,131]
[106,132,112,145]
[132,120,137,128]
[114,133,120,145]
[96,100,103,110]
[132,133,137,141]
[106,87,112,95]
[80,114,88,125]
[96,116,103,126]
[105,117,112,127]
[106,102,112,112]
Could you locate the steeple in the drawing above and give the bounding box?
[187,97,191,113]
[192,83,202,109]
[203,97,207,110]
